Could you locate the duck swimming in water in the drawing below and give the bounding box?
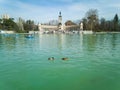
[61,57,68,60]
[48,57,54,60]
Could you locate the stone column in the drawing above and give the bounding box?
[38,24,41,31]
[80,22,83,31]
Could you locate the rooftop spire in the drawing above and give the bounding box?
[59,11,61,17]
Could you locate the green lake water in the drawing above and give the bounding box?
[0,33,120,90]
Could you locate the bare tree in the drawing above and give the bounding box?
[85,9,99,31]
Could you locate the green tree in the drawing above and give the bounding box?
[99,18,106,31]
[23,20,35,33]
[2,18,18,31]
[113,14,119,31]
[106,20,113,31]
[82,18,87,30]
[0,18,2,29]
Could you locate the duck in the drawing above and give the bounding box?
[61,57,68,60]
[48,57,54,60]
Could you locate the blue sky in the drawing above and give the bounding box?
[0,0,120,23]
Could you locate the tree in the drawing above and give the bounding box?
[0,19,2,29]
[23,20,35,33]
[99,18,106,31]
[17,17,24,31]
[82,18,87,30]
[85,9,99,31]
[65,20,78,31]
[113,14,119,31]
[65,20,76,26]
[105,20,113,31]
[1,18,18,31]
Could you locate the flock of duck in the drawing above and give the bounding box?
[48,57,69,61]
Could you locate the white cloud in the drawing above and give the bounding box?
[0,0,59,22]
[0,0,119,23]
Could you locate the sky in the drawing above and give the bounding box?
[0,0,120,23]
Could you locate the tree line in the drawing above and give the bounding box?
[65,9,120,32]
[82,9,120,32]
[0,9,120,33]
[0,17,38,33]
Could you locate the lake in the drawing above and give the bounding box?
[0,33,120,90]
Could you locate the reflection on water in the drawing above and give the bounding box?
[0,33,120,90]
